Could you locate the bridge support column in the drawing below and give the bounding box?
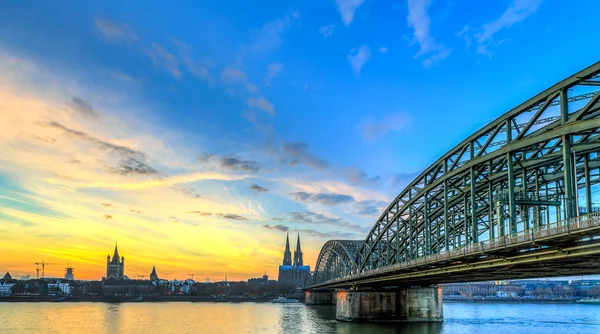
[335,286,443,322]
[305,290,335,305]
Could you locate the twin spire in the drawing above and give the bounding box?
[283,233,303,266]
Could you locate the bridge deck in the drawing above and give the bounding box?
[308,212,600,289]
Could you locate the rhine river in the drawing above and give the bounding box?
[1,302,600,333]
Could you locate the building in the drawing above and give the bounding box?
[150,266,158,282]
[106,244,125,280]
[102,279,154,296]
[64,267,74,280]
[248,273,269,287]
[278,234,311,288]
[0,272,16,296]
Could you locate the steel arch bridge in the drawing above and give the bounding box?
[311,61,600,289]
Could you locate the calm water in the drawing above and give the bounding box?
[1,302,599,334]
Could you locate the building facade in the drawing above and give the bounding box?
[106,244,125,280]
[278,234,311,288]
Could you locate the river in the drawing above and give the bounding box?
[1,302,599,333]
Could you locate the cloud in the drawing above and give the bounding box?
[292,228,356,239]
[46,121,160,177]
[221,67,258,93]
[263,224,289,232]
[181,188,203,199]
[130,209,141,214]
[275,142,329,170]
[379,46,388,54]
[69,97,98,119]
[389,171,419,189]
[344,167,381,186]
[272,217,285,222]
[93,17,138,42]
[335,0,366,26]
[247,97,275,116]
[319,24,336,37]
[103,215,112,220]
[347,45,371,77]
[144,43,182,79]
[249,11,301,54]
[187,211,213,216]
[361,113,411,141]
[250,184,269,194]
[289,211,367,233]
[101,203,111,207]
[220,155,261,173]
[171,38,213,84]
[266,63,284,86]
[354,200,387,215]
[217,213,248,220]
[406,0,450,67]
[291,192,355,206]
[65,159,81,164]
[475,0,542,56]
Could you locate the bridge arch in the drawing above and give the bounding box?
[311,62,600,285]
[312,240,363,285]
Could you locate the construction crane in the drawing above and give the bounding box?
[188,273,203,280]
[34,261,62,279]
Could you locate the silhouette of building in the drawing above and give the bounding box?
[278,234,311,288]
[106,244,125,280]
[248,273,270,286]
[150,266,158,282]
[64,267,74,280]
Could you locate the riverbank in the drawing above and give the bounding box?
[0,295,279,303]
[444,296,577,304]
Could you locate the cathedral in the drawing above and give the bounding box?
[278,234,311,288]
[106,244,125,280]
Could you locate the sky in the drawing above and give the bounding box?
[0,0,599,281]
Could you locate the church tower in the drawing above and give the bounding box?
[282,233,292,265]
[106,243,125,280]
[293,233,304,267]
[150,265,158,281]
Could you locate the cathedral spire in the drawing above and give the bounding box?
[294,233,303,266]
[112,243,120,263]
[282,233,292,265]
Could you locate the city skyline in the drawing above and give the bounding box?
[2,1,600,281]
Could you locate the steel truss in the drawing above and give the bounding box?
[312,61,600,286]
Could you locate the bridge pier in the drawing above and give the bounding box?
[335,286,443,323]
[305,290,336,305]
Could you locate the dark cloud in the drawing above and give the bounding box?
[355,200,388,216]
[293,228,356,239]
[101,203,112,207]
[32,135,57,144]
[250,183,269,194]
[130,209,141,214]
[345,167,381,186]
[218,213,248,220]
[263,224,289,232]
[182,188,203,199]
[65,159,81,164]
[197,152,216,162]
[187,211,213,216]
[47,121,159,177]
[108,157,159,176]
[220,156,261,172]
[289,211,368,233]
[290,192,355,206]
[104,215,112,219]
[272,217,285,222]
[277,142,329,170]
[69,97,98,119]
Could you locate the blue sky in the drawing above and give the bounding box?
[1,0,599,280]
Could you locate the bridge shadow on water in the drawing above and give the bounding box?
[292,305,443,334]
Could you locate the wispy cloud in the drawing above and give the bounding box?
[247,97,275,116]
[354,200,387,215]
[266,63,284,86]
[221,67,258,93]
[263,224,289,232]
[335,0,366,26]
[475,0,542,56]
[319,24,336,37]
[406,0,450,67]
[171,37,213,84]
[379,46,388,54]
[69,97,98,120]
[347,45,371,77]
[361,113,411,141]
[93,17,138,42]
[249,11,301,55]
[274,142,329,170]
[143,43,182,79]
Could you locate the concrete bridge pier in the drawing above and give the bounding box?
[335,286,443,322]
[305,290,337,305]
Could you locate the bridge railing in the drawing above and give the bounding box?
[312,212,600,286]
